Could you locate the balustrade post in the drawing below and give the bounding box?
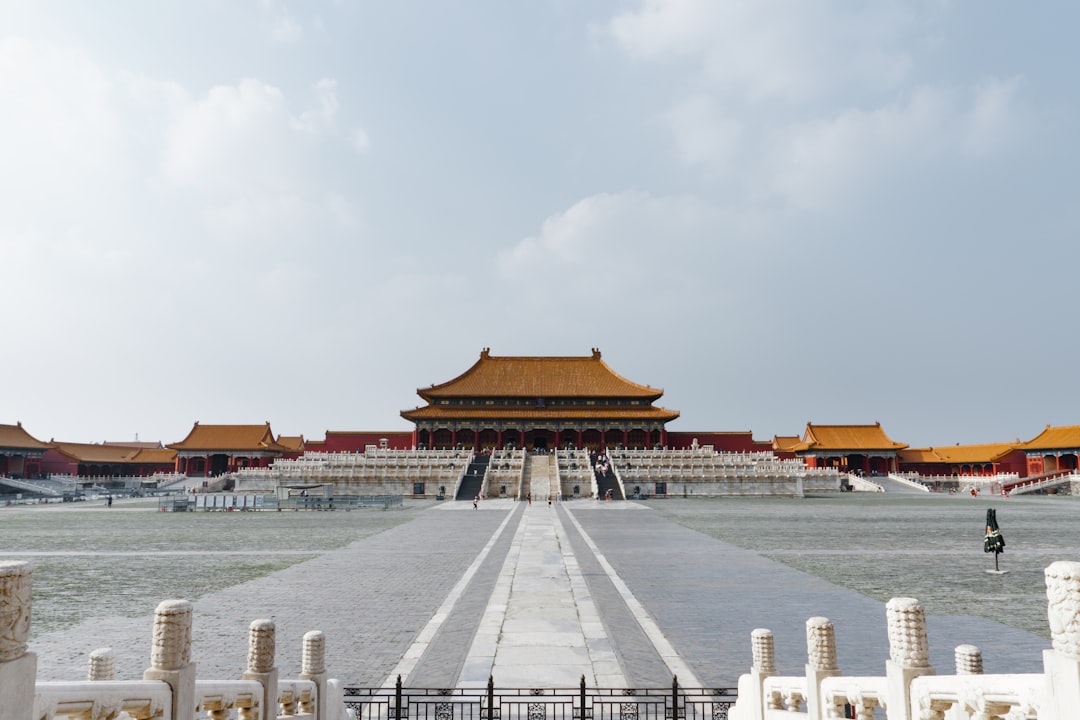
[738,628,775,720]
[88,647,116,680]
[954,645,982,675]
[1043,561,1080,720]
[243,618,279,720]
[143,599,197,720]
[804,617,840,720]
[299,630,328,720]
[0,561,35,720]
[884,597,934,720]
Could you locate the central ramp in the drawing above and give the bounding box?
[459,503,625,688]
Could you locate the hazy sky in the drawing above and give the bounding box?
[3,1,1078,448]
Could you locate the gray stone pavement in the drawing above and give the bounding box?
[28,499,1050,690]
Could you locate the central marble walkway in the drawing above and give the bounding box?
[459,503,624,687]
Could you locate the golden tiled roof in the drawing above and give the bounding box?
[401,405,680,422]
[772,435,801,453]
[51,443,178,464]
[1020,424,1080,451]
[168,423,286,452]
[792,423,908,452]
[416,349,663,400]
[277,435,305,452]
[899,443,1018,464]
[0,422,52,450]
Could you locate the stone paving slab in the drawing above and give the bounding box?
[25,497,1052,692]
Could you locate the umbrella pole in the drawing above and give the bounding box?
[995,552,1000,572]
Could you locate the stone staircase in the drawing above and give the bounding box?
[522,454,557,501]
[456,455,489,500]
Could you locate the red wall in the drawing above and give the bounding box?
[667,431,768,453]
[311,431,414,453]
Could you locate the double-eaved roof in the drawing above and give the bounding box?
[792,422,908,453]
[402,348,679,423]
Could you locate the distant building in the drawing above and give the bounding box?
[1018,424,1080,476]
[400,348,680,451]
[791,422,908,474]
[897,443,1026,477]
[0,423,51,478]
[40,442,176,478]
[168,422,287,476]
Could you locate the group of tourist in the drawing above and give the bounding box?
[592,452,611,477]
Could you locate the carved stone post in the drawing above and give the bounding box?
[243,618,279,720]
[954,645,982,675]
[1043,561,1080,720]
[88,647,116,680]
[0,561,35,720]
[804,617,840,720]
[742,628,776,720]
[143,599,196,720]
[885,597,934,720]
[299,630,328,720]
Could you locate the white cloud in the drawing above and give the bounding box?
[962,76,1025,158]
[609,0,915,103]
[666,95,742,174]
[351,127,372,154]
[269,5,304,44]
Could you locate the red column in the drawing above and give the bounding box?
[622,430,628,447]
[577,430,583,449]
[519,430,525,448]
[497,430,503,449]
[451,429,457,448]
[411,427,418,450]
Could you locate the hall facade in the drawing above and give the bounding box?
[400,348,679,452]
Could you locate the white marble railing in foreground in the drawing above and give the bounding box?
[0,561,343,720]
[731,561,1080,720]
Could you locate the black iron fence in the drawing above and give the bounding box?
[344,676,736,720]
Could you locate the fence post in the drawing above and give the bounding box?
[671,674,679,720]
[1043,561,1080,720]
[243,619,280,719]
[300,630,328,720]
[579,674,587,720]
[488,675,495,720]
[88,648,116,681]
[395,674,403,720]
[884,598,933,720]
[804,617,840,720]
[0,561,35,720]
[143,599,197,720]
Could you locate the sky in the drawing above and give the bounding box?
[3,1,1079,449]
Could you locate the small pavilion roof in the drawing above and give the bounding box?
[167,423,287,452]
[277,435,306,452]
[0,422,53,451]
[415,348,664,401]
[792,422,908,453]
[1019,424,1080,452]
[772,435,802,453]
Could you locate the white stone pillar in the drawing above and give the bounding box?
[143,599,197,720]
[243,618,279,720]
[1043,561,1080,720]
[743,628,776,720]
[0,561,35,720]
[300,630,328,720]
[954,645,982,675]
[884,597,934,720]
[804,617,840,720]
[88,647,116,680]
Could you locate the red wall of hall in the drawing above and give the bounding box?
[307,431,414,453]
[666,431,769,453]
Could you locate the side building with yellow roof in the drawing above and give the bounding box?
[1018,424,1080,477]
[791,422,908,475]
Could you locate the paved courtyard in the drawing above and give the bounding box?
[26,499,1050,688]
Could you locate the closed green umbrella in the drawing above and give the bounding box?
[983,508,1005,572]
